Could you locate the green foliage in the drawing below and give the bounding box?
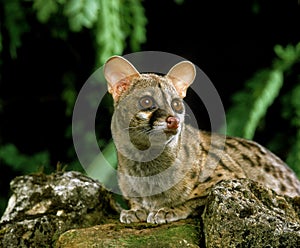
[33,0,60,23]
[1,0,146,64]
[0,144,50,174]
[225,42,300,175]
[0,0,146,130]
[274,43,300,68]
[226,42,300,139]
[64,0,99,31]
[95,0,125,65]
[122,0,147,52]
[32,0,147,65]
[95,0,147,65]
[225,69,284,139]
[3,1,29,58]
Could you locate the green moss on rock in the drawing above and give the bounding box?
[55,219,201,248]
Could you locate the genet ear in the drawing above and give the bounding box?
[166,61,196,98]
[104,55,140,100]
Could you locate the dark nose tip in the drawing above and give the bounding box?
[166,116,180,129]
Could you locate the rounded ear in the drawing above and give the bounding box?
[104,55,140,94]
[167,61,196,98]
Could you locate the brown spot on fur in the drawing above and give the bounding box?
[280,183,287,192]
[190,171,197,179]
[203,176,212,183]
[192,182,200,190]
[278,170,284,178]
[286,176,293,184]
[225,141,238,150]
[241,154,256,167]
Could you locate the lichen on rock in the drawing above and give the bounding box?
[1,172,300,248]
[202,179,300,248]
[0,171,116,248]
[56,219,201,248]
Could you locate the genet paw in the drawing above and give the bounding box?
[147,208,180,224]
[120,208,148,223]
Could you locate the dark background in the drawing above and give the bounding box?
[0,0,299,215]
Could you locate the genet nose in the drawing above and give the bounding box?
[166,116,180,130]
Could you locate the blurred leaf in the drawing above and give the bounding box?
[64,0,100,31]
[174,0,185,4]
[123,0,147,51]
[96,0,125,65]
[3,1,29,58]
[33,0,59,23]
[1,0,147,64]
[94,0,147,65]
[64,0,83,16]
[244,69,283,139]
[274,43,300,70]
[0,144,50,174]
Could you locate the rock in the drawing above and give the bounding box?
[55,219,202,248]
[0,171,116,248]
[202,179,300,248]
[1,172,300,248]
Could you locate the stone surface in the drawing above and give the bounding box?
[1,172,300,248]
[202,179,300,248]
[0,171,116,248]
[55,219,202,248]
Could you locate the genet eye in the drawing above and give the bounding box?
[171,99,184,113]
[139,96,156,109]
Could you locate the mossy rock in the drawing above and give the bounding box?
[55,219,202,248]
